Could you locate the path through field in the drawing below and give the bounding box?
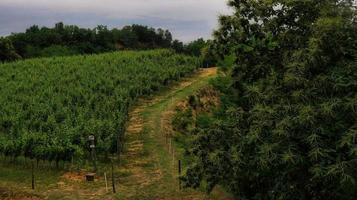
[115,67,229,200]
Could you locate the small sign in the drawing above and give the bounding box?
[88,135,95,141]
[90,144,95,149]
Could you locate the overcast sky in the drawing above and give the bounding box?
[0,0,231,42]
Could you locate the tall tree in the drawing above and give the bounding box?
[184,1,357,199]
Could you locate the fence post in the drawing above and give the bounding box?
[178,160,182,190]
[104,172,108,192]
[111,161,116,193]
[31,160,35,190]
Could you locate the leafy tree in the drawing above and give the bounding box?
[172,39,185,53]
[201,40,218,67]
[184,38,207,56]
[184,0,357,199]
[163,30,173,47]
[0,37,21,62]
[114,26,139,49]
[94,25,115,52]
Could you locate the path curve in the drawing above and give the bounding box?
[116,67,229,200]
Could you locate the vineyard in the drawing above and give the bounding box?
[0,49,199,165]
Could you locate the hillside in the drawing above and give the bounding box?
[0,66,229,200]
[0,50,198,164]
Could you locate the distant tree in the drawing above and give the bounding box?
[2,22,179,60]
[156,28,166,47]
[26,25,40,34]
[94,25,115,52]
[184,38,207,56]
[201,40,218,67]
[171,39,185,53]
[54,22,64,33]
[0,37,21,62]
[8,33,28,57]
[163,30,173,48]
[131,24,156,48]
[115,26,139,49]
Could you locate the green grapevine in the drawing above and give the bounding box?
[0,49,199,163]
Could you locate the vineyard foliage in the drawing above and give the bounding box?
[0,50,198,162]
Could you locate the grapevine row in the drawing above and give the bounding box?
[0,49,199,163]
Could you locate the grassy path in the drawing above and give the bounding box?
[116,67,229,200]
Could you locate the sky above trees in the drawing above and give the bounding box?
[0,0,230,42]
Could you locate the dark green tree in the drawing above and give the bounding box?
[171,39,185,53]
[0,37,21,62]
[3,23,179,60]
[184,0,357,199]
[184,38,207,56]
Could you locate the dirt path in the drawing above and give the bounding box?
[115,67,230,200]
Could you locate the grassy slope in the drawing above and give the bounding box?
[0,68,231,200]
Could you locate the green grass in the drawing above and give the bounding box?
[129,70,218,198]
[137,69,232,200]
[0,161,62,197]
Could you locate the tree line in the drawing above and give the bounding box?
[0,22,209,62]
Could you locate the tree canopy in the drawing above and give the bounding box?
[184,0,357,199]
[0,22,212,62]
[1,23,176,62]
[0,37,21,61]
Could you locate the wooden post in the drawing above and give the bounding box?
[178,160,182,190]
[89,135,97,172]
[31,160,35,190]
[111,162,116,193]
[91,146,97,172]
[71,156,74,171]
[104,172,108,192]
